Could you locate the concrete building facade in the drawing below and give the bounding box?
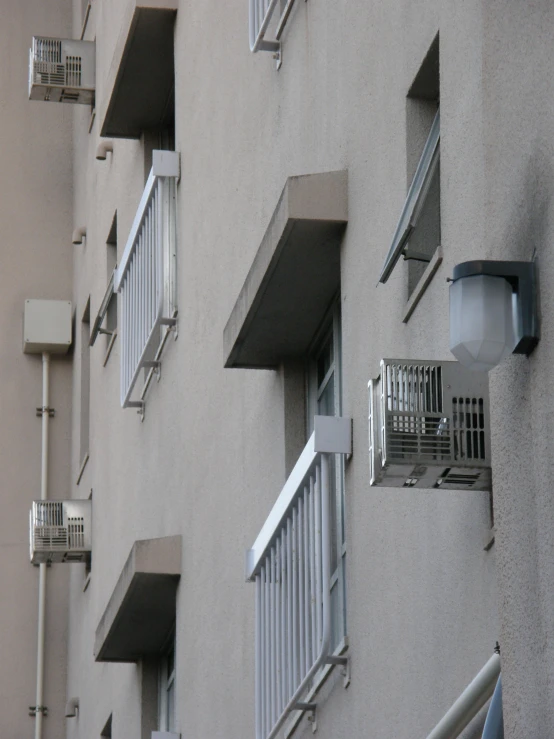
[2,0,554,738]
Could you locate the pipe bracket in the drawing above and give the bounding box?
[29,705,48,717]
[36,407,55,418]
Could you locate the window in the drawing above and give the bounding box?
[306,304,346,651]
[78,299,91,482]
[158,636,176,732]
[90,213,118,363]
[378,35,442,319]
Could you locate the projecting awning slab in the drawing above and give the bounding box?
[100,0,177,138]
[223,171,348,369]
[94,535,181,662]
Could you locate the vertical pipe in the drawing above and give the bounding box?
[35,352,50,739]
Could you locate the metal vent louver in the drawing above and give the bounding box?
[29,37,95,105]
[369,359,491,490]
[30,500,92,564]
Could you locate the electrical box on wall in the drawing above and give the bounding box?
[23,299,72,354]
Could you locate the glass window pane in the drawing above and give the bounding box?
[318,374,335,417]
[317,335,333,387]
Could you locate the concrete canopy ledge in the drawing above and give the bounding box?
[223,171,348,369]
[94,536,181,662]
[100,0,177,138]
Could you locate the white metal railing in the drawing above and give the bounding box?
[246,416,351,739]
[249,0,296,53]
[115,151,179,409]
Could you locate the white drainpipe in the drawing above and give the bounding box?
[425,652,501,739]
[35,353,50,739]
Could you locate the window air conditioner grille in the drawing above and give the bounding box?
[67,517,85,549]
[34,526,68,550]
[369,359,491,490]
[33,38,62,64]
[33,62,66,87]
[65,56,82,87]
[386,415,452,461]
[452,397,486,461]
[34,501,64,527]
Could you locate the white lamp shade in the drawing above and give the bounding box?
[450,274,516,371]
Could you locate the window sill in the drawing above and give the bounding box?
[402,246,443,323]
[76,452,89,486]
[284,638,350,739]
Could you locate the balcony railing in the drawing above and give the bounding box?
[249,0,296,53]
[115,151,179,409]
[245,416,351,739]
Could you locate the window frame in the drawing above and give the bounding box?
[378,108,441,285]
[306,301,347,651]
[158,633,176,732]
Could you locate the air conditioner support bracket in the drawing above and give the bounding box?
[325,654,350,687]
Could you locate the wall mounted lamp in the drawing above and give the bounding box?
[72,227,87,245]
[449,260,539,372]
[96,140,113,161]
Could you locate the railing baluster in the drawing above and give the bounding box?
[280,527,286,711]
[255,574,262,739]
[264,563,270,737]
[275,538,281,717]
[303,484,310,676]
[309,477,317,660]
[291,508,299,696]
[314,464,323,649]
[297,494,304,688]
[287,515,293,703]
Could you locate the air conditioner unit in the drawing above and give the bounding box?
[30,500,92,564]
[29,37,95,105]
[368,359,491,490]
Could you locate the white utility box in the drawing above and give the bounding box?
[23,299,72,354]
